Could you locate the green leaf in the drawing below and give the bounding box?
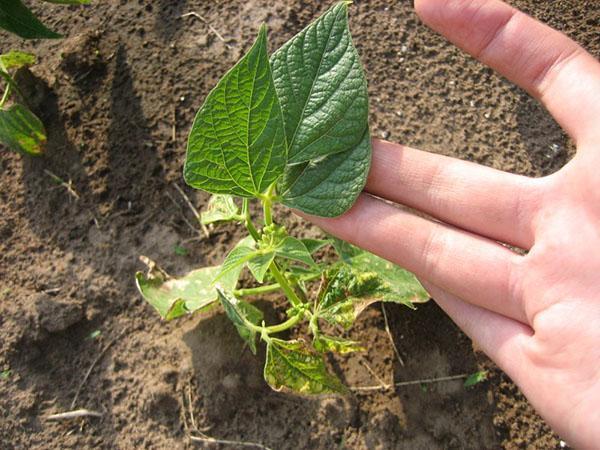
[0,370,11,379]
[301,238,330,254]
[278,129,371,217]
[464,370,488,388]
[264,338,347,394]
[331,237,363,262]
[270,2,368,164]
[217,288,263,354]
[87,330,101,340]
[313,335,364,354]
[215,244,266,283]
[0,0,62,39]
[135,256,240,320]
[200,194,242,226]
[246,251,275,283]
[173,245,188,256]
[0,51,36,70]
[184,25,286,198]
[0,104,46,156]
[275,237,317,268]
[271,2,372,217]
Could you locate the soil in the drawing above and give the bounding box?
[1,1,598,449]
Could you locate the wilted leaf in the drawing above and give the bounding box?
[0,0,61,39]
[272,2,371,217]
[313,335,364,354]
[315,260,427,329]
[0,51,36,70]
[217,288,263,354]
[0,104,46,155]
[200,194,241,226]
[264,338,347,394]
[135,256,240,320]
[184,25,286,198]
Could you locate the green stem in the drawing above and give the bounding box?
[242,198,261,242]
[0,70,23,104]
[269,262,302,307]
[234,271,321,298]
[234,283,281,297]
[244,311,304,336]
[263,197,273,226]
[0,85,10,109]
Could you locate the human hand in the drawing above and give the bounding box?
[302,0,600,447]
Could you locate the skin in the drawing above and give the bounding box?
[302,0,600,447]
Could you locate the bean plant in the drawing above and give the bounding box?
[0,0,89,155]
[137,2,429,394]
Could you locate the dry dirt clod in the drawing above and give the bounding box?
[34,294,84,333]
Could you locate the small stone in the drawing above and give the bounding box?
[381,131,390,139]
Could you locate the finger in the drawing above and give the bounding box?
[304,194,527,323]
[366,139,538,249]
[415,0,600,142]
[421,280,532,381]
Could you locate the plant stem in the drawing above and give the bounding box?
[234,272,321,297]
[0,85,10,109]
[242,198,261,242]
[234,283,281,297]
[263,197,273,226]
[244,311,304,336]
[268,262,302,307]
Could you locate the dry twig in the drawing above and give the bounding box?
[181,12,232,48]
[173,183,209,237]
[70,330,126,409]
[44,169,80,201]
[45,409,103,421]
[381,303,405,367]
[351,373,470,392]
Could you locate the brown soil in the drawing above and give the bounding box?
[1,1,598,449]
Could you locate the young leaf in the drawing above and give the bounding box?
[135,256,240,320]
[0,104,46,156]
[217,288,263,354]
[270,2,368,164]
[264,338,347,394]
[274,237,317,268]
[0,51,36,70]
[301,238,330,254]
[464,370,488,388]
[0,0,62,39]
[214,244,269,283]
[313,335,364,354]
[200,194,242,226]
[271,2,372,217]
[246,252,275,283]
[184,25,286,198]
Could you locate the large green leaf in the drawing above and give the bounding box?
[0,0,61,39]
[184,25,286,198]
[264,338,347,394]
[278,128,371,217]
[135,256,240,321]
[270,1,368,164]
[0,104,46,156]
[271,2,371,217]
[0,51,36,70]
[217,288,263,354]
[200,194,242,226]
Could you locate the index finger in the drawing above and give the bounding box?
[415,0,600,143]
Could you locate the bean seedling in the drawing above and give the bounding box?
[137,2,429,394]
